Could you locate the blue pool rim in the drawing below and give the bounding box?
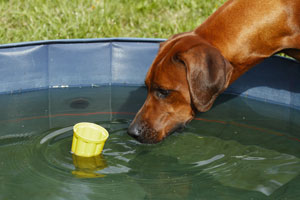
[0,38,300,110]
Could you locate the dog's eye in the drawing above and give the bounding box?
[155,88,170,99]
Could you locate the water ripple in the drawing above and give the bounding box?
[193,154,225,167]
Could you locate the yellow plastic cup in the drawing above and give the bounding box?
[71,122,109,157]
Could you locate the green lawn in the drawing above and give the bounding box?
[0,0,226,44]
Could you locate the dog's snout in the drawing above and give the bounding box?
[127,122,140,139]
[128,120,160,144]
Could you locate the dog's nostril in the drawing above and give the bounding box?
[127,123,140,139]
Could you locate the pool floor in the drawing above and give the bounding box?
[0,86,299,200]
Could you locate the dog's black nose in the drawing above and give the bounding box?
[127,122,140,139]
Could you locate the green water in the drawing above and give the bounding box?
[0,86,299,200]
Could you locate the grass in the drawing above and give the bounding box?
[0,0,226,44]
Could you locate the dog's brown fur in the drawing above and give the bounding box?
[128,0,300,143]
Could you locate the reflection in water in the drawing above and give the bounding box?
[72,154,108,178]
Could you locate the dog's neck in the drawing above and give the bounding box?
[194,0,291,85]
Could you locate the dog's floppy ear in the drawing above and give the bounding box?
[177,45,233,112]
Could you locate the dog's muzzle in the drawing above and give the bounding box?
[127,120,160,144]
[128,119,187,144]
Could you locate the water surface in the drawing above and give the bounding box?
[0,86,299,200]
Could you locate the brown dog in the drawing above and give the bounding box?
[128,0,300,143]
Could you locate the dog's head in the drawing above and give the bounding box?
[128,33,233,143]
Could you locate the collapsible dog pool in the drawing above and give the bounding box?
[0,38,299,200]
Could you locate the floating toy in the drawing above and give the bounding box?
[71,122,109,157]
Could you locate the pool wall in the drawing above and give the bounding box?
[0,38,300,109]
